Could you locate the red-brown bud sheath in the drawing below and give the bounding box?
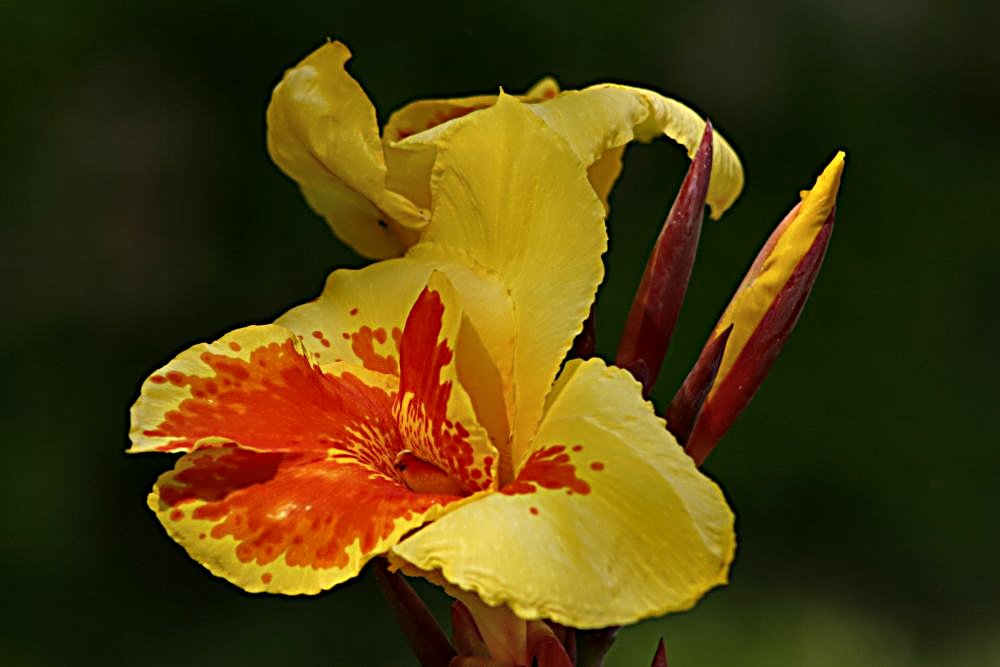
[450,600,490,658]
[616,122,714,397]
[527,623,574,667]
[665,324,732,445]
[686,208,836,465]
[650,638,669,667]
[684,152,844,465]
[372,559,456,667]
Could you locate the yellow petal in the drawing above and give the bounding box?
[382,77,560,213]
[417,93,607,466]
[266,41,427,258]
[527,84,744,218]
[277,258,433,375]
[710,151,845,394]
[392,358,735,628]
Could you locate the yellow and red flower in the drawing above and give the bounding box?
[129,41,748,630]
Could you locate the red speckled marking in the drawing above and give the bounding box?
[500,446,591,496]
[311,330,332,348]
[261,573,272,584]
[349,308,359,316]
[529,507,539,515]
[590,462,605,471]
[395,288,490,493]
[157,445,463,571]
[572,445,583,452]
[351,326,399,376]
[228,342,242,352]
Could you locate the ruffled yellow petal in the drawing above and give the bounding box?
[392,358,735,628]
[266,41,427,258]
[527,84,744,218]
[416,93,607,466]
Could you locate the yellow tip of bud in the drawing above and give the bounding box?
[798,150,846,222]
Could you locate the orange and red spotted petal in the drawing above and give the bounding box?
[129,324,401,466]
[396,274,498,493]
[151,444,466,594]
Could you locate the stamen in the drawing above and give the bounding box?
[394,450,469,496]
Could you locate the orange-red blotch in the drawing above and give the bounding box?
[311,330,332,348]
[590,462,605,471]
[145,339,401,465]
[158,445,463,570]
[228,342,242,352]
[351,326,400,376]
[500,446,591,496]
[261,573,273,584]
[396,287,490,493]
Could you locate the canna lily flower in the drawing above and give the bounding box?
[130,41,746,631]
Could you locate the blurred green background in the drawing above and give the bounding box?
[3,0,997,665]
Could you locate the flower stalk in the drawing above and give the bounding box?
[372,559,456,667]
